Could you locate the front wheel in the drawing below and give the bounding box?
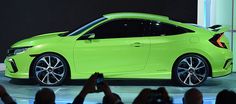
[32,53,68,86]
[173,54,209,87]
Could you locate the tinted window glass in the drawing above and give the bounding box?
[67,17,107,36]
[86,19,149,39]
[149,22,191,36]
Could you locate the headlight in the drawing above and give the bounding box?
[7,46,32,56]
[14,48,28,55]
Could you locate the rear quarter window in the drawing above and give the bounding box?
[149,22,194,36]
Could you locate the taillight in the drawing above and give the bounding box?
[209,33,227,49]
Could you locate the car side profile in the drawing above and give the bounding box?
[4,12,232,86]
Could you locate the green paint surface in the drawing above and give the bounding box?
[4,12,232,79]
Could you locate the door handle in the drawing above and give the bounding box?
[132,42,141,47]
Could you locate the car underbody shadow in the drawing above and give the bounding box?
[9,78,38,85]
[65,78,222,87]
[8,78,221,87]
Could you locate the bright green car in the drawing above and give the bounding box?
[4,12,232,86]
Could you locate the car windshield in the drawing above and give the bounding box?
[60,17,107,36]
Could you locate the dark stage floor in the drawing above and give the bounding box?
[0,64,235,104]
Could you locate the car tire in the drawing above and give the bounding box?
[173,54,209,87]
[32,53,68,86]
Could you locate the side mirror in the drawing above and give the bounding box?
[88,33,95,39]
[78,33,95,40]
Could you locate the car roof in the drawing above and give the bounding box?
[103,12,169,21]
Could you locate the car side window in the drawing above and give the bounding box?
[86,19,150,39]
[149,22,192,36]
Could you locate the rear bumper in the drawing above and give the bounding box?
[212,58,233,78]
[209,46,233,77]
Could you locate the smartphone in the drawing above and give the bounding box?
[96,74,104,85]
[96,73,104,92]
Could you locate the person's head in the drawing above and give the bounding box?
[34,88,55,104]
[183,88,203,104]
[146,87,172,104]
[133,88,172,104]
[133,88,152,104]
[103,93,122,104]
[157,87,170,101]
[215,89,236,104]
[156,87,172,104]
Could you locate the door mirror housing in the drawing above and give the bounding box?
[78,33,95,40]
[88,33,95,39]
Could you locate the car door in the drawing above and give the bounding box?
[74,19,150,75]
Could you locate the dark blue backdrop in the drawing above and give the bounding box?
[0,0,197,62]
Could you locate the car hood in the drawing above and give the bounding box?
[11,31,67,48]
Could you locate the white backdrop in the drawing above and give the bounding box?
[198,0,236,72]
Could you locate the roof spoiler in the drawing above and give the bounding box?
[208,25,228,33]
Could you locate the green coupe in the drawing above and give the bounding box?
[4,12,232,86]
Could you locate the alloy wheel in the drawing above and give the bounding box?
[176,56,208,86]
[34,55,66,85]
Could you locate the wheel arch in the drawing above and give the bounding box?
[171,53,212,80]
[29,52,71,80]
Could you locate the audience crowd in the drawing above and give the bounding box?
[0,73,236,104]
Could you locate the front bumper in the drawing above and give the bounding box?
[4,55,34,79]
[6,58,18,73]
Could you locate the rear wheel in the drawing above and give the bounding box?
[173,54,209,86]
[32,53,68,86]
